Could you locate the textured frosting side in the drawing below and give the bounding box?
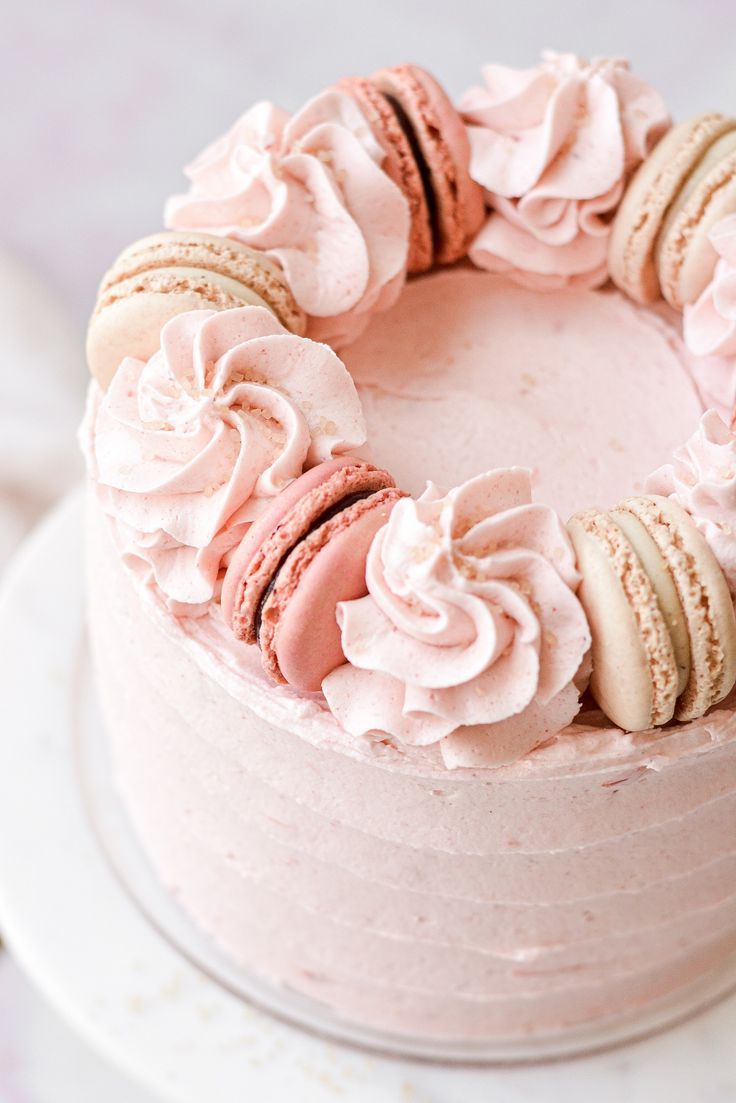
[460,52,670,288]
[87,498,736,1041]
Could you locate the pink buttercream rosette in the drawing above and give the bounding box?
[83,306,366,613]
[460,52,670,289]
[164,91,410,348]
[684,216,736,359]
[647,409,736,598]
[323,468,591,769]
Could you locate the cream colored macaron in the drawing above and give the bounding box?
[609,506,691,697]
[86,232,306,389]
[608,114,736,305]
[617,496,736,721]
[656,128,736,309]
[569,495,736,731]
[567,508,681,732]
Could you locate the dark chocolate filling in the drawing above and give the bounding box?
[381,92,441,255]
[253,489,376,647]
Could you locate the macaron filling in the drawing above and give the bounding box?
[381,92,441,255]
[253,488,378,646]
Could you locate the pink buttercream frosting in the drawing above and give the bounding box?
[323,468,591,768]
[164,91,410,347]
[460,52,670,288]
[84,268,736,1042]
[647,409,736,597]
[83,305,366,612]
[684,215,736,358]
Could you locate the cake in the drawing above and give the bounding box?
[81,53,736,1050]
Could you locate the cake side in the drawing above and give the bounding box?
[80,49,736,1051]
[87,496,736,1040]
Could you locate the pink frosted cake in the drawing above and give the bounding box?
[82,53,736,1050]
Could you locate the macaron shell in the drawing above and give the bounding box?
[221,457,356,634]
[656,129,736,309]
[610,507,691,695]
[568,511,677,730]
[609,114,734,304]
[405,65,485,261]
[567,510,678,731]
[372,64,484,265]
[618,496,736,721]
[261,488,404,691]
[98,231,307,337]
[86,268,271,389]
[338,76,432,273]
[227,462,397,646]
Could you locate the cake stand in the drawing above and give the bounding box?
[0,488,734,1103]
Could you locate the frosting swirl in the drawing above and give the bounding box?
[323,468,591,768]
[164,91,410,346]
[684,215,736,358]
[85,306,366,611]
[647,409,736,596]
[460,52,669,288]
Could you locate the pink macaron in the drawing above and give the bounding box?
[372,64,485,267]
[222,459,404,692]
[339,64,484,272]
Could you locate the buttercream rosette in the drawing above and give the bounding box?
[322,468,591,768]
[647,409,736,598]
[83,305,366,613]
[460,52,670,289]
[164,91,410,347]
[684,215,736,359]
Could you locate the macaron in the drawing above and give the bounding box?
[609,114,736,305]
[340,64,484,272]
[567,507,682,732]
[338,75,433,273]
[222,459,405,693]
[617,496,736,722]
[568,495,736,731]
[609,506,691,698]
[656,128,736,309]
[86,231,306,389]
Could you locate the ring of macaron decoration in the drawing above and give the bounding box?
[83,54,736,770]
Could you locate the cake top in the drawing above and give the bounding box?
[81,52,736,770]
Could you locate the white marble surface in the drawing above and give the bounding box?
[0,957,158,1103]
[2,1,736,1098]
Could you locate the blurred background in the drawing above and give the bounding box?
[1,0,735,1098]
[6,0,736,333]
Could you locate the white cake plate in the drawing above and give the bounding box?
[0,488,735,1103]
